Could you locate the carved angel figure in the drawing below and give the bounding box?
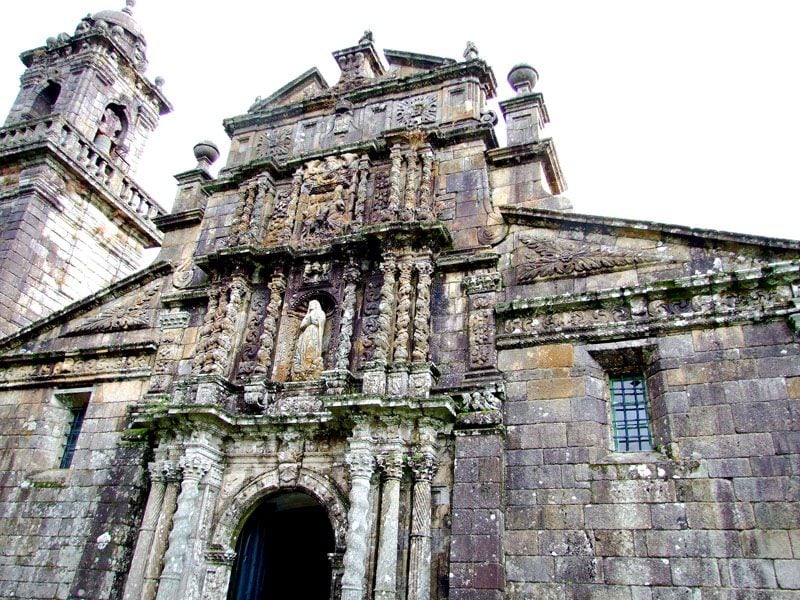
[291,300,326,380]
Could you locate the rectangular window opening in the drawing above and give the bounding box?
[610,375,653,452]
[56,390,90,469]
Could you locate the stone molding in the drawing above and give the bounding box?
[497,260,800,347]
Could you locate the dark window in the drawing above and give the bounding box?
[57,392,90,468]
[610,375,653,452]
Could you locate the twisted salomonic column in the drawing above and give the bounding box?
[373,254,397,363]
[407,420,439,600]
[353,155,370,228]
[123,461,168,600]
[335,262,360,371]
[373,418,404,600]
[281,167,303,243]
[254,268,287,375]
[402,150,419,221]
[416,146,434,220]
[341,418,376,600]
[392,258,414,363]
[411,256,434,363]
[192,285,222,375]
[387,144,404,218]
[141,462,182,600]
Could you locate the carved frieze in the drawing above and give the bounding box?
[68,281,160,335]
[516,236,669,282]
[395,94,438,128]
[0,352,154,385]
[498,263,799,346]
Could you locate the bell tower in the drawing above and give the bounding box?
[0,0,171,337]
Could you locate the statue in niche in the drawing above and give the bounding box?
[291,300,326,381]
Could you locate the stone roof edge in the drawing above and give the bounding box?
[0,260,173,353]
[500,206,800,251]
[223,60,496,135]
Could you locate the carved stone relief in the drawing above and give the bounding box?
[69,280,161,335]
[395,94,438,128]
[255,126,293,161]
[516,236,669,282]
[294,153,360,247]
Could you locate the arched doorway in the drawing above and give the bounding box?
[227,490,336,599]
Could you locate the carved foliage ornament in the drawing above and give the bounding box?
[517,236,667,282]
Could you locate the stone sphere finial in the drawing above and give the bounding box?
[507,63,539,94]
[122,0,135,15]
[193,140,220,167]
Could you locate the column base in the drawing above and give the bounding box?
[362,362,387,395]
[386,363,409,397]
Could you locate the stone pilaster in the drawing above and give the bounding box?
[463,272,501,375]
[353,155,370,229]
[341,418,376,600]
[156,434,223,600]
[281,167,303,243]
[254,268,287,376]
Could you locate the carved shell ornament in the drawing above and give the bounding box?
[517,236,668,282]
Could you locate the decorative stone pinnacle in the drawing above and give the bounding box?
[463,41,479,61]
[123,0,135,15]
[359,30,373,45]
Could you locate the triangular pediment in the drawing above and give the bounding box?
[383,49,456,76]
[0,262,172,356]
[248,68,330,113]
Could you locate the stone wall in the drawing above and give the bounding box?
[497,320,799,598]
[0,379,150,599]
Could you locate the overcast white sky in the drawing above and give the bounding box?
[1,1,798,240]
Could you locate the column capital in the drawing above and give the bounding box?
[179,454,212,482]
[409,451,437,481]
[376,451,404,480]
[345,451,375,480]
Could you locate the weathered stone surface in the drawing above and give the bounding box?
[0,18,798,600]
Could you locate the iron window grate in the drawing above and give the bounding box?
[610,375,653,452]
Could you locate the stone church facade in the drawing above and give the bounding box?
[0,5,797,600]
